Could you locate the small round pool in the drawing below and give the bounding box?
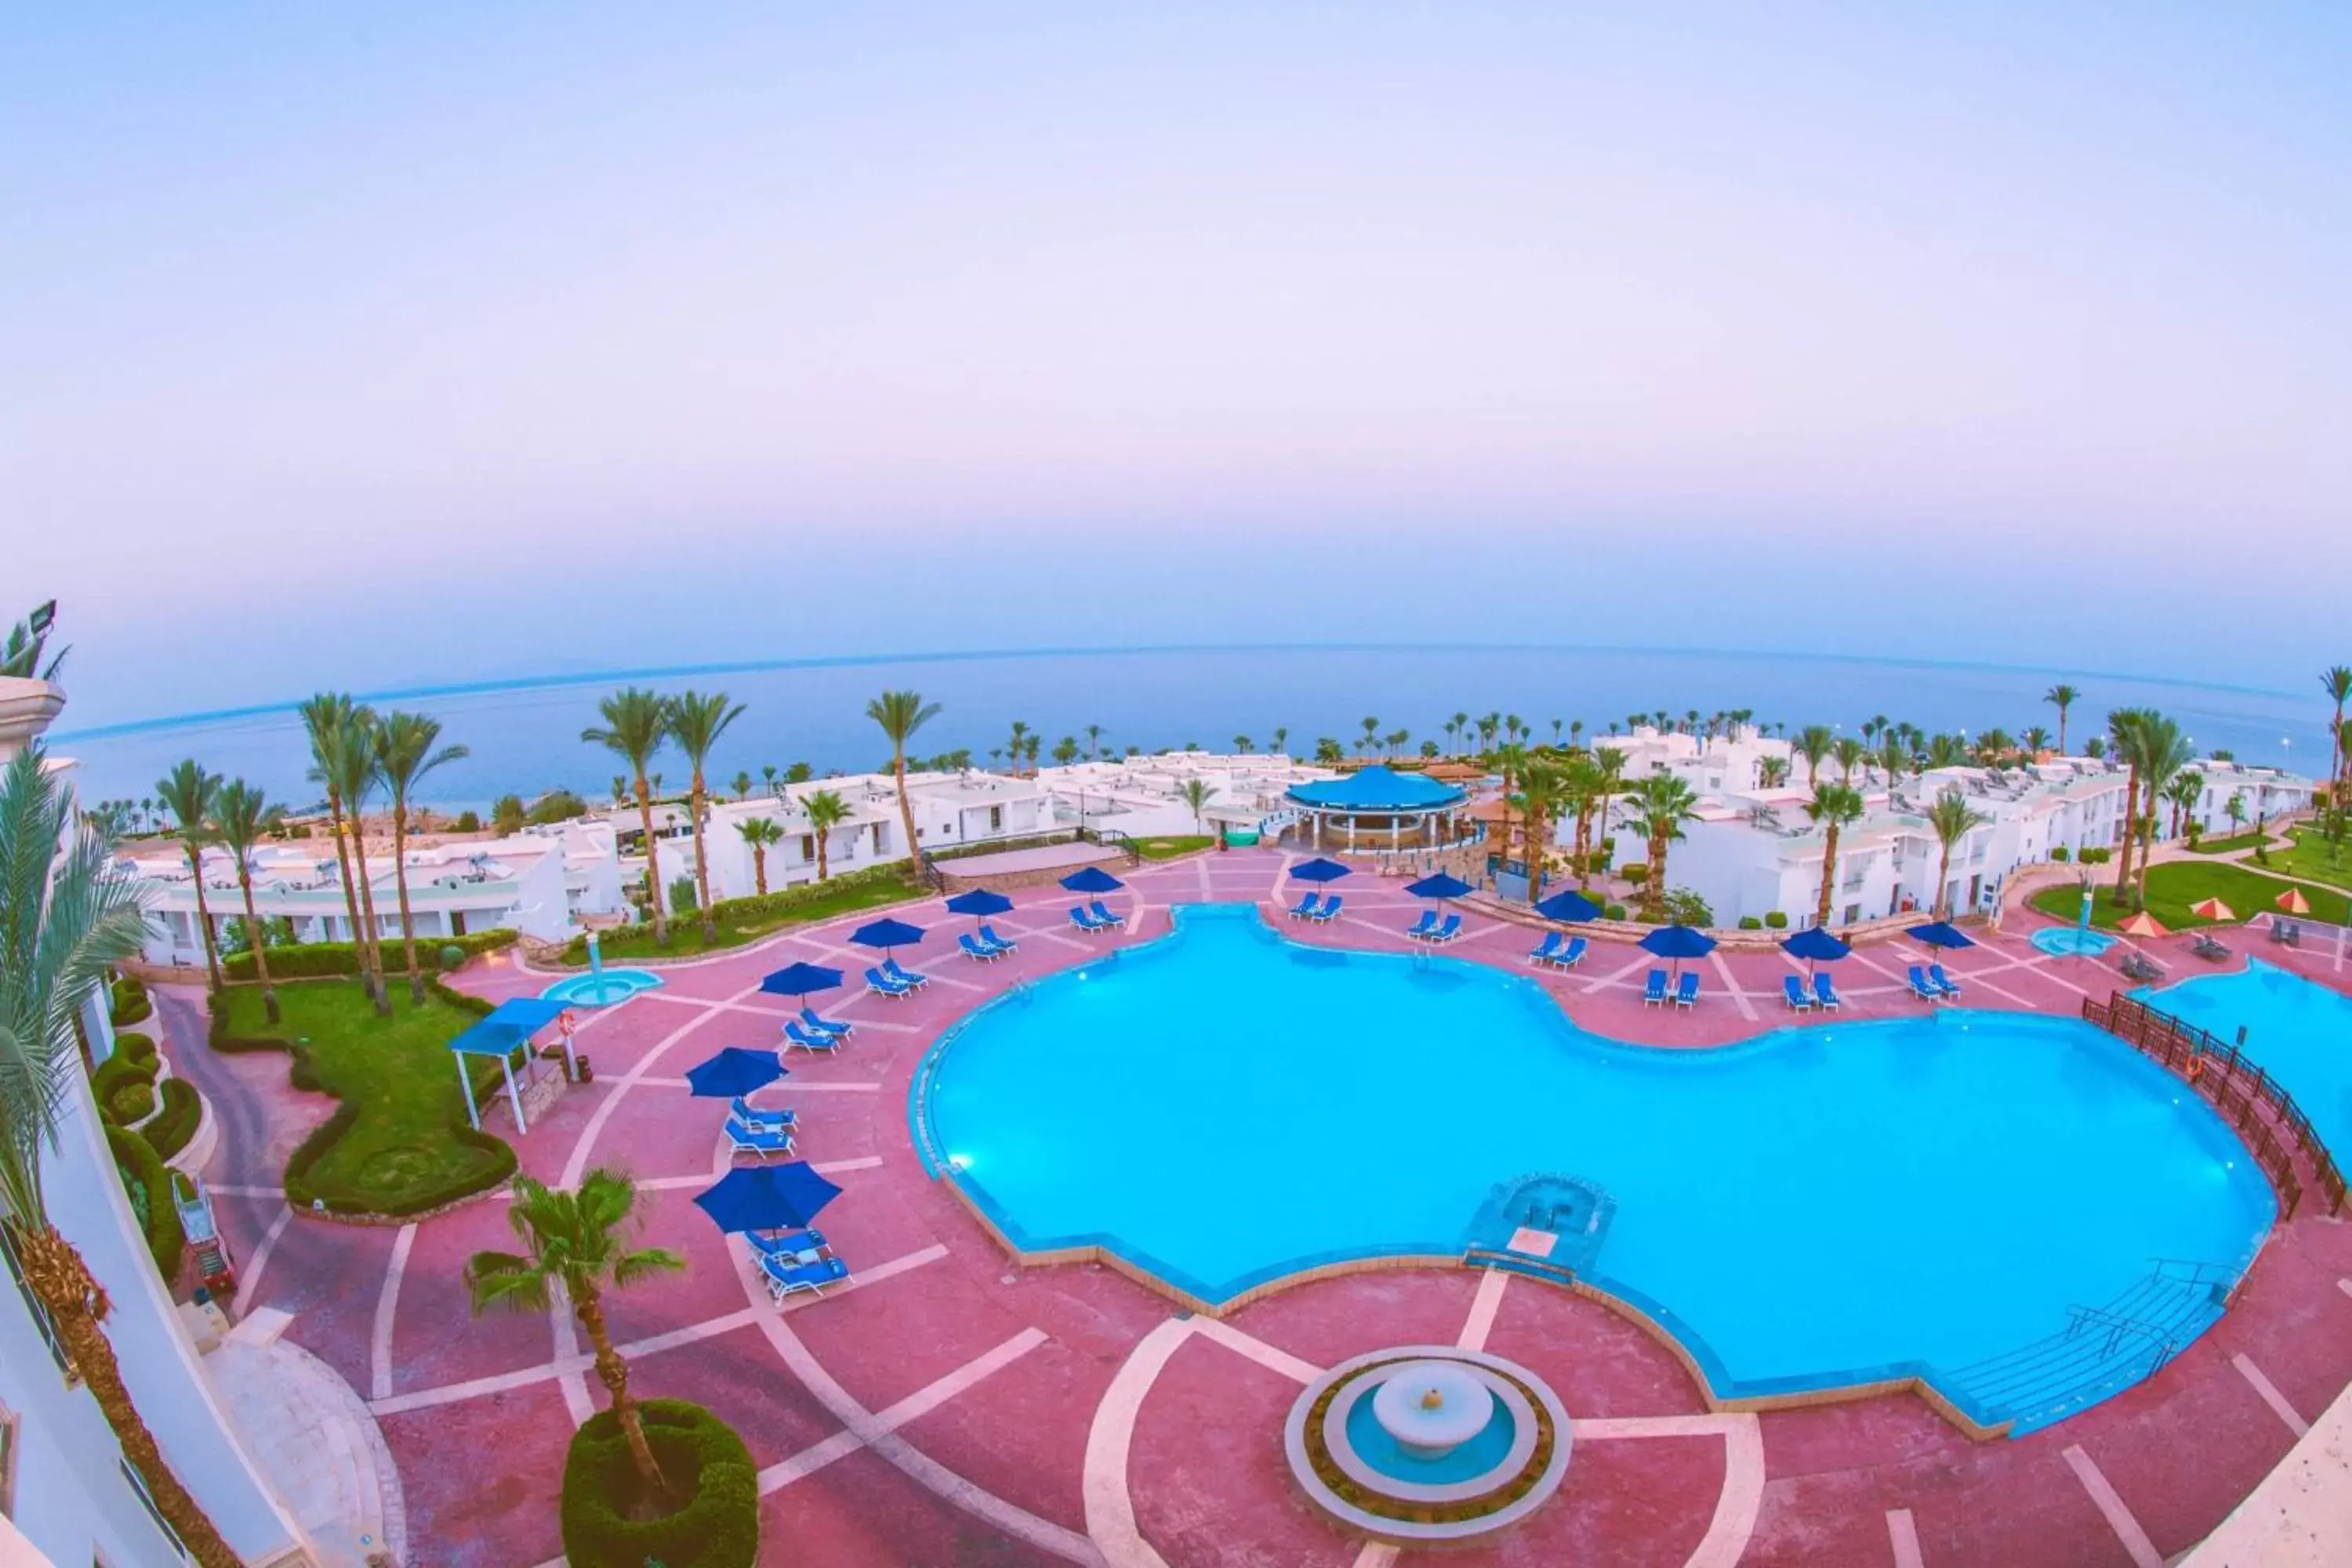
[2031,926,2117,958]
[540,968,665,1007]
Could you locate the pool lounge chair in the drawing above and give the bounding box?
[1642,969,1668,1007]
[1781,975,1813,1011]
[2270,920,2301,947]
[1309,895,1344,924]
[1527,930,1563,964]
[784,1021,842,1054]
[864,966,914,998]
[1554,936,1588,970]
[1069,905,1109,932]
[2193,932,2231,962]
[1410,911,1443,942]
[1425,912,1461,943]
[1088,900,1125,931]
[1812,972,1842,1010]
[1928,964,1964,999]
[728,1096,797,1132]
[1674,971,1700,1009]
[799,1006,852,1038]
[748,1227,830,1261]
[2120,950,2164,982]
[1286,892,1321,920]
[760,1251,852,1305]
[726,1120,797,1161]
[958,933,1002,963]
[884,957,931,989]
[1906,965,1942,1002]
[978,924,1020,954]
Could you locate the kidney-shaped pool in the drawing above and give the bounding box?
[916,904,2272,1428]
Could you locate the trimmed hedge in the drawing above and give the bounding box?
[1603,902,1628,920]
[2050,845,2071,862]
[146,1079,203,1162]
[561,861,914,963]
[112,1031,158,1072]
[1737,916,1762,930]
[2079,846,2113,865]
[223,927,516,982]
[110,976,152,1028]
[561,1399,758,1568]
[106,1123,185,1279]
[1763,911,1789,930]
[93,1049,160,1128]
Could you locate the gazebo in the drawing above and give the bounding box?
[1285,765,1468,851]
[448,996,568,1134]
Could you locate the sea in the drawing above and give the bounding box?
[46,644,2330,815]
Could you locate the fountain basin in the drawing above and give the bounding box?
[1370,1359,1492,1458]
[539,968,665,1007]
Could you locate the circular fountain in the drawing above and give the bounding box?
[1284,1345,1570,1544]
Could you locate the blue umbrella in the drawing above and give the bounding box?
[1779,925,1851,978]
[1534,889,1604,924]
[692,1163,843,1235]
[683,1047,786,1098]
[851,917,927,953]
[1060,865,1126,895]
[759,961,844,1001]
[945,889,1015,917]
[1406,872,1473,899]
[1639,924,1717,979]
[1289,857,1352,884]
[1906,921,1976,950]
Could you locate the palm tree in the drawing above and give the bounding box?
[583,688,673,945]
[327,710,393,1012]
[1831,736,1867,786]
[731,771,753,801]
[1926,789,1990,919]
[374,711,470,1003]
[801,789,851,880]
[666,691,746,944]
[2164,770,2204,840]
[1450,711,1470,757]
[1359,717,1380,755]
[736,817,782,895]
[153,760,223,994]
[2325,667,2352,796]
[608,776,629,810]
[1622,773,1700,923]
[298,694,384,1007]
[1493,742,1527,873]
[1759,755,1791,789]
[1806,783,1867,927]
[1384,728,1409,758]
[2133,717,2194,905]
[2225,791,2248,839]
[0,747,242,1567]
[1315,737,1344,765]
[1232,735,1251,755]
[867,691,940,875]
[760,763,779,795]
[1085,724,1103,760]
[1795,725,1834,788]
[2106,708,2154,902]
[1024,735,1040,775]
[2020,725,2052,757]
[1926,733,1969,771]
[1006,721,1030,777]
[1055,736,1081,767]
[1515,758,1567,893]
[1584,746,1627,887]
[1269,726,1288,758]
[210,778,285,1022]
[2045,684,2081,754]
[1179,778,1213,835]
[466,1171,684,1501]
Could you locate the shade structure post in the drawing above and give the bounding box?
[458,1054,479,1130]
[505,1055,526,1134]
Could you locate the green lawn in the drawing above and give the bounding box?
[2249,829,2352,893]
[1130,835,1217,860]
[2027,858,2350,930]
[575,874,921,963]
[2186,830,2268,855]
[216,981,512,1214]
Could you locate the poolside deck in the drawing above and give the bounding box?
[153,843,2352,1566]
[935,838,1127,891]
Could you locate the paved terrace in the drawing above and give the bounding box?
[154,844,2352,1566]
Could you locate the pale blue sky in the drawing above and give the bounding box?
[7,5,2348,727]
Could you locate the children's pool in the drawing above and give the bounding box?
[2032,925,2117,957]
[919,904,2271,1422]
[539,968,664,1007]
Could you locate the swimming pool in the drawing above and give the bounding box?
[2141,959,2352,1159]
[2031,925,2117,958]
[539,967,664,1007]
[918,904,2272,1428]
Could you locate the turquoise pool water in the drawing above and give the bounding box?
[539,968,664,1007]
[2142,960,2352,1159]
[920,904,2272,1415]
[1342,1388,1512,1484]
[2032,926,2117,957]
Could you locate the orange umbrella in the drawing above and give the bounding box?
[2276,887,2313,915]
[2118,911,2169,938]
[2188,898,2236,922]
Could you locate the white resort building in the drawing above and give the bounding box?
[1034,751,1339,840]
[1584,728,2316,928]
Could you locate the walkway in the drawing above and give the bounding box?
[152,844,2352,1566]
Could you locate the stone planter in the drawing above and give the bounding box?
[0,676,66,761]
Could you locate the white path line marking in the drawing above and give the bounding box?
[1888,1507,1925,1568]
[2232,1352,2310,1436]
[637,1155,882,1192]
[2062,1444,2164,1568]
[1349,1545,1400,1568]
[562,982,768,1187]
[235,1205,295,1311]
[1457,1269,1510,1352]
[207,1183,284,1200]
[1708,949,1760,1022]
[373,1305,768,1416]
[757,1327,1050,1493]
[2336,1277,2352,1301]
[1085,1319,1189,1568]
[369,1223,417,1401]
[1696,1414,1767,1568]
[1190,1317,1321,1385]
[1583,953,1653,995]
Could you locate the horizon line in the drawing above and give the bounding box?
[49,640,2314,743]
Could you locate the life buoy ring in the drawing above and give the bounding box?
[2186,1055,2205,1083]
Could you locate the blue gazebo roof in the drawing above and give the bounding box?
[448,997,567,1058]
[1285,766,1467,812]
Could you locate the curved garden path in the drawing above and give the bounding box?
[154,846,2352,1566]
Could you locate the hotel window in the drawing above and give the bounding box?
[989,805,1003,833]
[120,1458,188,1558]
[800,834,815,863]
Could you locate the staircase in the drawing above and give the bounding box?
[1943,1260,2234,1435]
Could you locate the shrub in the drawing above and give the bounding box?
[106,1123,184,1279]
[222,928,514,982]
[1660,888,1715,927]
[561,1399,758,1568]
[1621,864,1650,884]
[145,1079,203,1161]
[1604,902,1628,920]
[527,789,588,826]
[1763,911,1789,930]
[2050,845,2071,862]
[493,794,527,835]
[1737,916,1762,930]
[439,944,466,972]
[2079,847,2112,865]
[110,976,152,1027]
[93,1051,160,1127]
[669,875,700,914]
[453,809,482,833]
[561,863,915,962]
[111,1031,158,1073]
